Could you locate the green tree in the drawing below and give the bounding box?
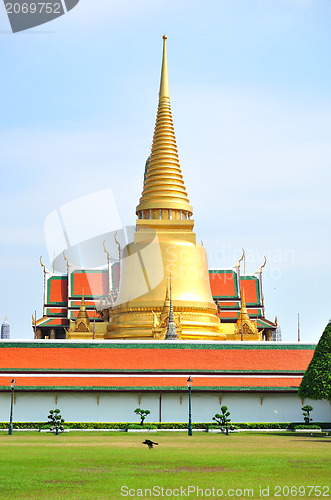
[47,409,65,435]
[298,320,331,401]
[301,405,313,424]
[212,405,232,435]
[134,408,150,425]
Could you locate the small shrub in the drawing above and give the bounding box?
[47,409,65,435]
[301,405,313,424]
[134,408,151,425]
[212,406,233,435]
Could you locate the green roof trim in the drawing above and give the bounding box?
[36,319,69,327]
[220,303,240,310]
[0,385,300,393]
[257,319,276,329]
[0,342,316,350]
[45,309,67,318]
[0,368,306,374]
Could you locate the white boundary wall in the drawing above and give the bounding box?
[0,392,330,423]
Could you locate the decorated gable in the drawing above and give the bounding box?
[69,270,109,299]
[46,274,68,306]
[240,274,262,307]
[209,268,239,299]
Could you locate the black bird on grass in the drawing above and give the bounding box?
[142,439,158,449]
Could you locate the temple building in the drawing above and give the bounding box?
[2,37,329,426]
[33,36,276,342]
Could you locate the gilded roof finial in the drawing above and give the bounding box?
[237,288,257,336]
[76,287,89,320]
[241,288,247,310]
[63,250,69,271]
[165,275,178,340]
[114,232,121,262]
[103,240,110,263]
[238,288,250,324]
[40,256,46,273]
[73,286,90,330]
[169,276,174,324]
[260,256,267,274]
[165,278,169,301]
[238,248,245,271]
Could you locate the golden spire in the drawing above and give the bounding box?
[165,278,169,301]
[160,280,170,324]
[238,288,250,324]
[236,288,258,336]
[77,288,89,322]
[159,35,170,98]
[136,36,193,217]
[165,275,178,340]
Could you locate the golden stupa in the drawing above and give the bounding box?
[105,36,225,341]
[67,290,94,339]
[233,289,261,341]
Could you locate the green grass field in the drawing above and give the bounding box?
[0,431,330,499]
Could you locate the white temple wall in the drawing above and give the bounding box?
[0,392,330,423]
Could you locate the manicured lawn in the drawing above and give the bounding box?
[0,431,330,499]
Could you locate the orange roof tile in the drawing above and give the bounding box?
[71,271,109,297]
[209,271,238,298]
[0,343,314,372]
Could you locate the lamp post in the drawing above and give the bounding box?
[187,376,193,436]
[8,378,16,436]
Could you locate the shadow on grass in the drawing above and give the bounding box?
[296,439,331,444]
[265,432,331,439]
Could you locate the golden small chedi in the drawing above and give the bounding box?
[105,36,226,340]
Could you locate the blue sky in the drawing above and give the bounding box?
[0,0,330,341]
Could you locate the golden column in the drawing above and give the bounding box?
[105,36,225,340]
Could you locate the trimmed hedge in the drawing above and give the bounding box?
[0,421,330,430]
[288,422,330,430]
[126,424,158,430]
[292,425,321,430]
[232,422,289,429]
[0,422,44,429]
